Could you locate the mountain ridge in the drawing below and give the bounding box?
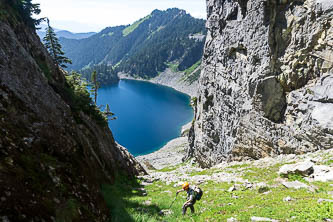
[60,8,206,80]
[37,24,96,40]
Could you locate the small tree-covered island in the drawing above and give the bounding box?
[0,0,333,221]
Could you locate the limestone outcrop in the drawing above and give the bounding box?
[0,1,145,220]
[187,0,333,167]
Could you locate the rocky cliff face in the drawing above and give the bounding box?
[187,0,333,167]
[0,1,145,221]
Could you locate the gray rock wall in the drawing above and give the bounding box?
[187,0,333,167]
[0,1,145,220]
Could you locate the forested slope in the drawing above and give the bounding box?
[60,8,206,79]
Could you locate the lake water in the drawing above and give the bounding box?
[97,79,193,156]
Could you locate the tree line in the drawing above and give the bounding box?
[59,8,206,81]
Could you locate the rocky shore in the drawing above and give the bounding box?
[118,68,198,97]
[136,122,192,171]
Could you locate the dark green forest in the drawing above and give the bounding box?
[80,63,119,85]
[60,8,206,81]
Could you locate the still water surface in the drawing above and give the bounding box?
[97,79,193,156]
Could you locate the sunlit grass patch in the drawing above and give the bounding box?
[188,168,223,176]
[227,163,250,169]
[122,15,152,36]
[103,160,333,222]
[156,162,187,173]
[323,159,333,166]
[241,164,283,184]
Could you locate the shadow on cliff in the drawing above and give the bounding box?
[102,176,162,221]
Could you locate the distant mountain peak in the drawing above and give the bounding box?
[60,8,207,79]
[151,8,187,16]
[37,24,96,40]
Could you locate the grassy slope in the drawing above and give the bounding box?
[164,60,201,85]
[122,15,152,36]
[102,155,333,221]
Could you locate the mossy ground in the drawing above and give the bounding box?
[103,158,333,221]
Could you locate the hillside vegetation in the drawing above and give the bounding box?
[60,8,206,79]
[79,63,119,85]
[105,149,333,221]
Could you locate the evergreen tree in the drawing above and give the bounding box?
[104,104,116,121]
[90,70,99,105]
[43,18,72,68]
[10,0,44,28]
[80,63,119,85]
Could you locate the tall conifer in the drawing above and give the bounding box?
[11,0,43,27]
[104,104,116,121]
[43,18,72,68]
[90,70,99,105]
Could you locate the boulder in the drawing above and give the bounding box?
[227,217,238,222]
[159,209,173,216]
[318,199,333,203]
[255,182,268,188]
[228,184,241,192]
[243,182,253,190]
[228,185,237,192]
[143,200,152,206]
[282,181,309,190]
[251,216,279,222]
[279,161,314,177]
[311,165,333,182]
[283,196,292,202]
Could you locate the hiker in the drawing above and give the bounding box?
[176,182,202,215]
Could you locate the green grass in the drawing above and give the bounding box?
[240,164,283,184]
[188,168,223,176]
[324,159,333,166]
[102,176,165,222]
[156,162,188,173]
[166,62,179,73]
[147,26,165,40]
[227,163,250,169]
[287,173,307,183]
[123,15,151,36]
[101,32,114,38]
[102,162,333,221]
[183,60,201,76]
[180,60,202,84]
[113,61,122,69]
[156,165,179,173]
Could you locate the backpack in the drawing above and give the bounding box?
[193,186,203,201]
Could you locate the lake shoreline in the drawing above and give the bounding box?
[136,122,192,171]
[118,68,198,98]
[99,79,194,157]
[114,73,197,168]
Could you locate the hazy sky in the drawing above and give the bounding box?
[33,0,207,33]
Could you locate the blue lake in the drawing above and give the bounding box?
[97,79,193,156]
